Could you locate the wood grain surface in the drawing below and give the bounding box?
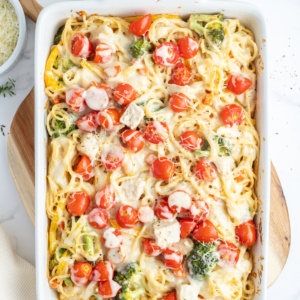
[19,0,42,23]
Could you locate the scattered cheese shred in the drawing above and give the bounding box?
[0,0,19,66]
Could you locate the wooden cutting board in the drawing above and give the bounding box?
[9,0,290,289]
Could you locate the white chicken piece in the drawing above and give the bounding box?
[153,219,180,249]
[173,238,194,256]
[77,133,100,165]
[213,156,236,176]
[176,284,199,300]
[120,103,144,129]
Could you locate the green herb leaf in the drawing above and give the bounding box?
[0,79,16,97]
[0,125,6,136]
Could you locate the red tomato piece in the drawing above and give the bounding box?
[217,242,239,267]
[88,208,109,229]
[94,42,113,64]
[170,62,192,86]
[71,33,93,58]
[121,129,145,153]
[154,198,175,220]
[104,65,121,77]
[138,205,154,223]
[114,83,137,105]
[173,264,185,278]
[65,88,87,113]
[189,200,210,222]
[70,262,92,286]
[98,280,121,299]
[153,42,180,67]
[102,228,123,249]
[107,246,127,264]
[84,86,109,111]
[67,191,90,216]
[96,108,121,131]
[90,261,114,282]
[95,185,117,210]
[116,205,139,229]
[75,111,98,132]
[164,248,183,269]
[177,36,199,59]
[169,92,191,113]
[235,220,257,246]
[151,157,175,181]
[144,238,163,256]
[227,74,252,95]
[193,220,218,243]
[74,154,94,181]
[101,145,125,171]
[180,218,197,239]
[53,96,62,104]
[168,190,192,213]
[144,121,169,144]
[163,292,177,300]
[221,104,245,127]
[195,158,217,182]
[180,131,203,150]
[129,14,152,36]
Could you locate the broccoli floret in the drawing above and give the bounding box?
[216,135,232,156]
[129,38,151,59]
[188,14,224,48]
[187,242,219,281]
[194,139,211,157]
[51,112,78,138]
[114,263,145,300]
[54,25,65,45]
[62,57,76,70]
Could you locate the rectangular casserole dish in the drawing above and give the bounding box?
[35,1,270,299]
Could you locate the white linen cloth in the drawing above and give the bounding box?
[0,225,36,300]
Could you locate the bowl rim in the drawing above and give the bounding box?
[0,0,27,75]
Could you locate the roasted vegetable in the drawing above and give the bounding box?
[194,139,211,157]
[129,38,151,59]
[187,242,218,280]
[51,112,78,139]
[54,25,65,45]
[62,57,76,70]
[216,135,232,156]
[49,248,67,271]
[114,263,145,300]
[63,277,73,286]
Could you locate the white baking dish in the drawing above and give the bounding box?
[35,1,270,299]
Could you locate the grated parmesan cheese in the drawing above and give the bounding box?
[0,0,19,66]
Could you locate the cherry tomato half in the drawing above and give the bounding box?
[153,42,180,67]
[168,190,192,213]
[98,280,121,299]
[177,36,199,59]
[70,262,92,286]
[116,205,139,228]
[192,220,218,243]
[189,200,210,222]
[163,292,177,300]
[195,158,217,182]
[88,208,109,229]
[94,42,113,64]
[121,129,145,153]
[71,33,93,58]
[75,111,98,132]
[170,62,192,86]
[102,228,123,249]
[138,205,154,223]
[95,185,117,210]
[101,145,125,171]
[221,104,245,127]
[151,157,175,181]
[180,218,197,239]
[65,88,87,113]
[217,242,239,267]
[173,264,185,279]
[164,248,183,269]
[169,92,191,113]
[90,261,114,282]
[227,74,252,95]
[67,191,90,216]
[129,14,152,36]
[97,108,121,131]
[180,131,203,150]
[144,121,169,144]
[114,83,137,106]
[235,220,257,246]
[154,198,175,220]
[144,238,163,256]
[74,154,94,181]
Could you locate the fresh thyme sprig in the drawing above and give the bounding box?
[0,79,16,97]
[0,125,5,136]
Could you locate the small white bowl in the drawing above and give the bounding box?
[0,0,26,75]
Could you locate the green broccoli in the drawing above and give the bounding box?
[188,14,224,48]
[194,139,211,157]
[54,25,65,45]
[51,112,78,138]
[216,135,232,156]
[114,262,145,300]
[61,57,76,70]
[63,277,73,286]
[129,38,151,59]
[187,242,219,281]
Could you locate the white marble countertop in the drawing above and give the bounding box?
[0,0,299,299]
